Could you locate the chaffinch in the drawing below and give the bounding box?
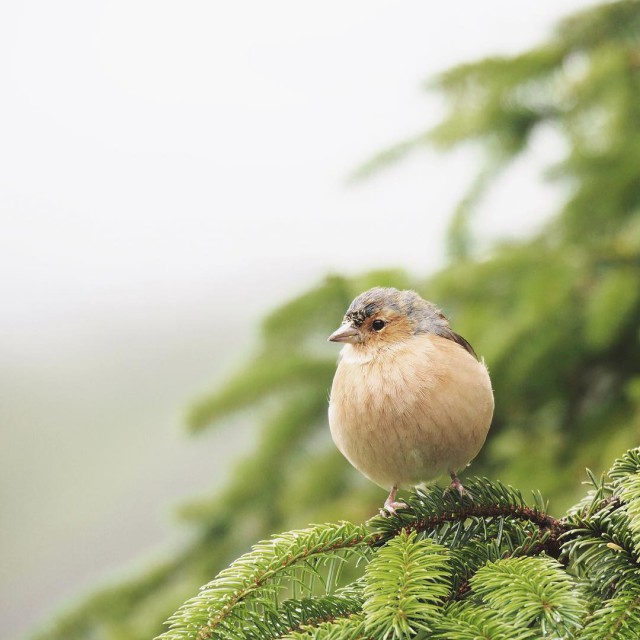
[328,287,494,514]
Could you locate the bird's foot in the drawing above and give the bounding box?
[380,499,408,517]
[446,473,473,500]
[380,485,408,517]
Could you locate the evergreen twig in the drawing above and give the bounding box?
[157,451,640,639]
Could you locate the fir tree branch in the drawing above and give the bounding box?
[285,613,371,640]
[470,556,587,637]
[578,584,640,640]
[157,523,371,640]
[158,456,640,640]
[609,448,640,556]
[362,531,450,638]
[244,596,364,640]
[430,602,537,640]
[370,479,568,559]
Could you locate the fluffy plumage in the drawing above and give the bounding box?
[327,287,494,513]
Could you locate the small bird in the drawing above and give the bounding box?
[327,287,494,514]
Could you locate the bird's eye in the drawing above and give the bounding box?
[372,319,386,331]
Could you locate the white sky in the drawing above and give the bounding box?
[1,1,594,637]
[1,0,591,344]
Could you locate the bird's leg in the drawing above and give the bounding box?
[381,485,408,516]
[448,472,470,498]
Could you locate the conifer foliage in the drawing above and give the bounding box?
[158,449,640,639]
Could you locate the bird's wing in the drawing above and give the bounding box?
[434,326,478,360]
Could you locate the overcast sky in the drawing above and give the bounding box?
[1,2,594,637]
[1,0,592,349]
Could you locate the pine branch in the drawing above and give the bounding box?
[562,454,640,598]
[446,525,558,600]
[579,583,640,640]
[157,523,371,640]
[563,511,640,596]
[243,595,364,640]
[470,556,587,637]
[361,531,450,639]
[370,478,567,559]
[188,356,335,432]
[284,613,370,640]
[430,602,537,640]
[609,449,640,556]
[158,451,640,640]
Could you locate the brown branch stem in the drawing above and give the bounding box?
[372,502,568,559]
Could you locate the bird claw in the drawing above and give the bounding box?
[445,473,473,500]
[380,485,408,516]
[380,499,408,517]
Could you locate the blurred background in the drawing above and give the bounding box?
[4,0,640,638]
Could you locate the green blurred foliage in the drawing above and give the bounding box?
[33,2,640,638]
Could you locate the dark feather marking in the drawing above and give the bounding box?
[434,327,478,359]
[364,303,378,317]
[345,310,366,327]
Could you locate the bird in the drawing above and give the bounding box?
[327,287,494,515]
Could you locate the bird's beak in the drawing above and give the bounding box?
[328,323,361,344]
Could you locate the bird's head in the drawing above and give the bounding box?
[328,287,448,350]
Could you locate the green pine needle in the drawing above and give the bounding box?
[579,583,640,640]
[362,530,450,639]
[471,556,586,637]
[156,522,371,640]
